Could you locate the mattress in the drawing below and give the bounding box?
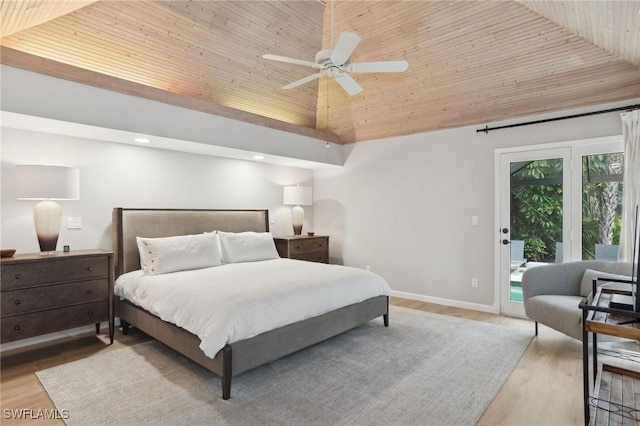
[114,258,391,357]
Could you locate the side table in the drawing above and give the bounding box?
[579,280,640,425]
[273,235,329,263]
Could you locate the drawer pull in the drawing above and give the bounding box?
[87,311,94,317]
[87,289,94,295]
[14,325,21,331]
[14,299,21,305]
[14,274,21,280]
[87,267,95,272]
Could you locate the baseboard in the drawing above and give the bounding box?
[391,290,499,314]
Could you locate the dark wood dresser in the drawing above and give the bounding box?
[1,249,114,344]
[274,235,329,263]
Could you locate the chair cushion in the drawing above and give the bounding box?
[524,295,584,341]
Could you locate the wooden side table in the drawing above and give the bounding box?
[273,235,329,263]
[0,249,114,344]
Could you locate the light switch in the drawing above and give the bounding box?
[67,217,82,229]
[471,216,479,226]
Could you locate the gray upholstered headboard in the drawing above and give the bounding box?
[112,208,269,276]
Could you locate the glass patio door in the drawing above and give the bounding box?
[498,148,571,317]
[577,151,625,261]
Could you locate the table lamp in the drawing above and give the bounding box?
[283,185,312,235]
[16,165,80,254]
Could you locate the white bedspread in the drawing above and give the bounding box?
[114,258,391,358]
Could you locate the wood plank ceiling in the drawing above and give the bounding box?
[1,0,639,144]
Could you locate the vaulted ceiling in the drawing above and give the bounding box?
[1,0,639,144]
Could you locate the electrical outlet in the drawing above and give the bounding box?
[67,217,82,229]
[471,278,479,288]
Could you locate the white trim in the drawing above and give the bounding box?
[494,150,502,318]
[391,290,499,314]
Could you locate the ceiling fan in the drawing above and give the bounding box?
[263,31,408,96]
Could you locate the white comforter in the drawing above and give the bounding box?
[114,258,391,358]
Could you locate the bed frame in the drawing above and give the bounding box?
[112,208,389,399]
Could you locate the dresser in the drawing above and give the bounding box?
[273,235,329,263]
[1,250,114,344]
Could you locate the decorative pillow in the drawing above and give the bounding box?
[218,231,280,263]
[136,232,222,275]
[579,269,632,297]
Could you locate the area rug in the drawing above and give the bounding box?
[36,306,532,426]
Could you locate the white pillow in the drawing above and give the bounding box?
[218,231,280,263]
[580,269,632,297]
[136,232,222,275]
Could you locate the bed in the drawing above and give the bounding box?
[112,208,390,399]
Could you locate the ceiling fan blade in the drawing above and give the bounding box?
[348,60,409,73]
[330,32,361,66]
[334,73,363,95]
[263,54,317,68]
[282,72,323,89]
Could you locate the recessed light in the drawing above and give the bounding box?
[253,155,265,160]
[134,137,150,143]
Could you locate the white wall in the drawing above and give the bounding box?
[1,127,313,254]
[313,100,639,312]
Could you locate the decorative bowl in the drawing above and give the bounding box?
[1,249,16,258]
[307,232,315,236]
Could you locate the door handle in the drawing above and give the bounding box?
[501,239,511,245]
[501,228,509,234]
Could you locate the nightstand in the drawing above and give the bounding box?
[0,249,114,344]
[274,235,329,263]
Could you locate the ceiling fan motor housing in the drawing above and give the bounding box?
[315,49,339,68]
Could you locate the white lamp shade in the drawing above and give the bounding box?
[16,165,80,200]
[283,185,312,206]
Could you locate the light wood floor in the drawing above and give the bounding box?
[0,297,585,425]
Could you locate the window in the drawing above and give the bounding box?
[581,152,624,260]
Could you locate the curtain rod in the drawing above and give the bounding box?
[476,104,640,134]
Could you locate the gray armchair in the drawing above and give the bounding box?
[522,260,632,341]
